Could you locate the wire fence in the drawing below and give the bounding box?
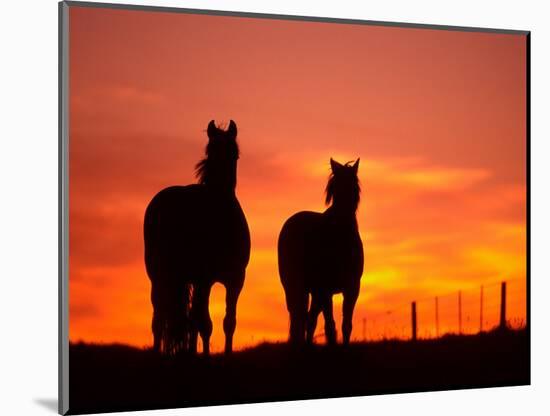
[353,278,527,342]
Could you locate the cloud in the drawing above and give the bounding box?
[299,153,493,191]
[108,85,165,104]
[70,302,101,320]
[70,206,143,269]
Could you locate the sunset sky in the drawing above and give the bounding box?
[69,6,527,351]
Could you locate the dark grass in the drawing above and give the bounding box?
[68,328,529,415]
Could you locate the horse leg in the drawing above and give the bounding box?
[223,273,244,354]
[152,309,162,353]
[196,283,213,355]
[322,296,337,345]
[151,285,163,353]
[342,286,360,345]
[189,284,201,354]
[306,295,322,344]
[287,290,308,345]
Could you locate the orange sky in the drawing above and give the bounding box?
[68,6,527,351]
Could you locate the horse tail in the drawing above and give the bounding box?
[145,193,194,355]
[150,281,193,355]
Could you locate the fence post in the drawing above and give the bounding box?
[458,291,462,334]
[480,285,484,333]
[411,301,417,341]
[435,297,439,338]
[500,281,507,330]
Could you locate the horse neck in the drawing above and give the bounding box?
[201,160,237,196]
[204,181,236,198]
[324,205,358,229]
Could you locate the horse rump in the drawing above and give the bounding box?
[278,211,321,345]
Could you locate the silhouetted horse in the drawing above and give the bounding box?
[144,120,250,355]
[278,158,363,346]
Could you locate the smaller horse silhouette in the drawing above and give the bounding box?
[278,158,364,346]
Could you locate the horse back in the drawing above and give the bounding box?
[144,184,250,281]
[278,210,363,294]
[278,211,323,289]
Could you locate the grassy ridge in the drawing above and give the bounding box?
[68,329,529,415]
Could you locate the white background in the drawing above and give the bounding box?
[0,0,548,415]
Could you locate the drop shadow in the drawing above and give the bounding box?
[34,398,58,413]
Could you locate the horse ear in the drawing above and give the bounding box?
[227,120,237,140]
[207,120,217,140]
[352,158,360,174]
[330,158,343,173]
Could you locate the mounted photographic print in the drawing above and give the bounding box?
[59,1,530,414]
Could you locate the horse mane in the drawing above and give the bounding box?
[195,158,209,185]
[325,161,361,208]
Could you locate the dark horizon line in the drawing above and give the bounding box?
[62,0,530,36]
[69,325,528,351]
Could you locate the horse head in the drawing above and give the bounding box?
[196,120,240,190]
[325,158,361,212]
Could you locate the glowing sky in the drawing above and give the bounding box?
[68,6,527,351]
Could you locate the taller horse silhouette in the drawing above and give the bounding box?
[278,158,363,345]
[144,120,250,355]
